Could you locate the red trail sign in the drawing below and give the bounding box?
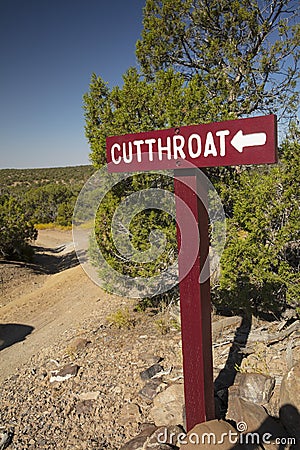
[107,115,277,173]
[106,115,278,431]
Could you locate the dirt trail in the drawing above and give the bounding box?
[0,229,122,382]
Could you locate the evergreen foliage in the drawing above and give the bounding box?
[0,194,37,259]
[0,165,95,228]
[136,0,299,119]
[0,165,94,192]
[0,166,94,259]
[83,0,300,315]
[23,184,78,226]
[215,133,300,316]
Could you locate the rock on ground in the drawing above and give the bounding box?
[279,362,300,441]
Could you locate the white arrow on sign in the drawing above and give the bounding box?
[231,130,267,153]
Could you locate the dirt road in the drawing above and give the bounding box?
[0,229,181,449]
[0,229,123,382]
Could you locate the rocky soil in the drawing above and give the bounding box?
[0,229,299,449]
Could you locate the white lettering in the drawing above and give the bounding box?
[157,137,171,160]
[123,142,133,163]
[202,432,216,445]
[218,432,228,445]
[112,128,230,165]
[204,132,217,157]
[111,143,121,164]
[190,432,200,445]
[133,139,144,162]
[228,430,239,444]
[262,433,272,444]
[188,133,202,158]
[172,135,186,159]
[276,437,296,446]
[245,433,260,445]
[157,428,167,444]
[177,433,187,445]
[145,138,156,161]
[169,432,176,445]
[216,130,230,156]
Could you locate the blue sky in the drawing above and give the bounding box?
[0,0,145,168]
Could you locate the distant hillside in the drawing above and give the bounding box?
[0,166,97,237]
[0,165,95,193]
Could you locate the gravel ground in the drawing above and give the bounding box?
[0,308,183,449]
[1,229,299,449]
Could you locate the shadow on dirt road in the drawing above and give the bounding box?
[32,244,79,274]
[0,323,34,351]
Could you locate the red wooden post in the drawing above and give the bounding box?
[174,169,215,431]
[105,114,278,432]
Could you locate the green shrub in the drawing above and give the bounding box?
[106,307,135,329]
[214,135,300,317]
[0,194,37,260]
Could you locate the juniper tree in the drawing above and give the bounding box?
[136,0,299,120]
[83,0,299,312]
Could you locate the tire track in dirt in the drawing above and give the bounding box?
[0,229,122,382]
